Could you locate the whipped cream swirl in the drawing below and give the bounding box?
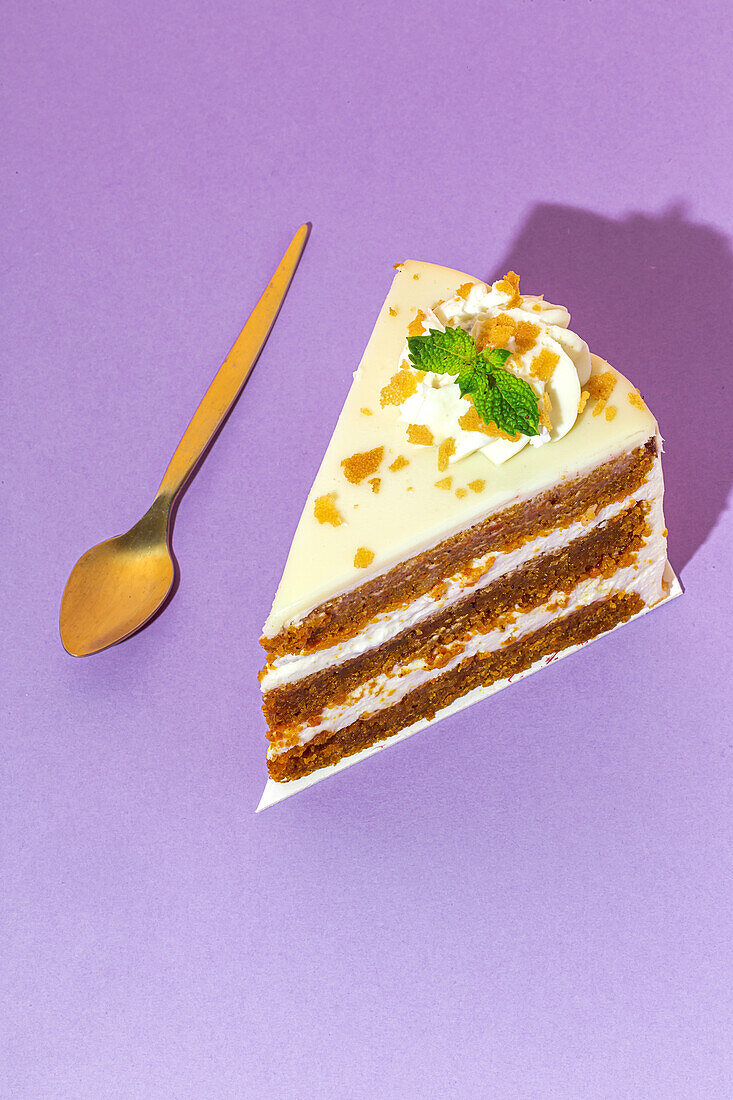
[397,277,591,465]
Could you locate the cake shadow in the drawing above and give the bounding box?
[491,202,733,574]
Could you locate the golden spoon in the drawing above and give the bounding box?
[60,224,309,657]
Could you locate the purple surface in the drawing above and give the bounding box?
[3,1,732,1096]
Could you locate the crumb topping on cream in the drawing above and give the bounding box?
[394,273,592,467]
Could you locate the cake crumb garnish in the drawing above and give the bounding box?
[468,479,485,493]
[578,390,590,415]
[628,391,646,410]
[476,312,516,351]
[604,405,617,421]
[368,477,381,493]
[531,348,560,381]
[406,424,434,446]
[437,437,455,471]
[413,273,420,280]
[313,493,344,526]
[587,370,616,416]
[514,320,540,353]
[458,402,491,435]
[393,262,404,270]
[483,419,521,442]
[341,446,384,484]
[435,476,452,490]
[458,397,518,441]
[360,407,372,415]
[587,371,616,398]
[389,455,409,472]
[456,281,474,300]
[455,487,467,499]
[380,367,418,407]
[497,270,521,307]
[388,306,398,316]
[353,547,374,568]
[407,309,427,337]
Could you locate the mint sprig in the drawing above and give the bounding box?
[407,328,540,438]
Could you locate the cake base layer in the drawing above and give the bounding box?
[262,438,657,658]
[269,591,643,782]
[263,500,649,733]
[256,568,681,809]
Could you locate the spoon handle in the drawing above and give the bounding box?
[156,223,309,502]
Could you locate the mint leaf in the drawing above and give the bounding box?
[471,380,507,435]
[407,326,477,376]
[456,363,481,397]
[405,324,540,439]
[481,347,512,371]
[489,367,540,437]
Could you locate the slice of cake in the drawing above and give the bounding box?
[258,262,678,807]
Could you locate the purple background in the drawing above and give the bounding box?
[3,1,732,1096]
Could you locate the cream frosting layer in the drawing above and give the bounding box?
[263,260,660,641]
[269,502,667,757]
[398,279,592,466]
[262,458,664,693]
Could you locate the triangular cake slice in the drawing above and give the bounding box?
[258,261,677,803]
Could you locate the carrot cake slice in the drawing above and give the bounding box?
[257,261,679,807]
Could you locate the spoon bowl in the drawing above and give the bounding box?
[60,496,175,656]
